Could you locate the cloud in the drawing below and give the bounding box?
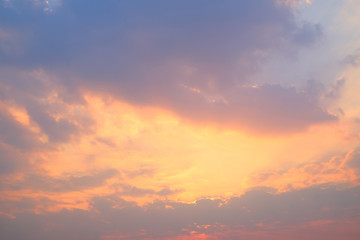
[0,27,22,56]
[325,78,346,100]
[0,143,26,175]
[94,137,117,148]
[292,22,322,46]
[1,166,176,201]
[115,184,180,197]
[345,149,360,173]
[0,67,94,147]
[6,168,119,192]
[0,184,359,239]
[25,100,79,143]
[249,148,360,191]
[1,0,62,13]
[0,0,331,134]
[0,2,358,239]
[167,84,336,134]
[125,167,156,179]
[342,49,360,67]
[0,107,42,150]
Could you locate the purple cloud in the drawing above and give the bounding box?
[0,0,333,134]
[0,184,359,239]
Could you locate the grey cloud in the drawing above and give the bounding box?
[0,209,102,240]
[292,22,322,46]
[0,108,42,150]
[346,149,360,172]
[303,79,326,103]
[302,78,345,117]
[167,84,336,134]
[0,184,359,240]
[342,49,360,67]
[325,78,346,100]
[0,143,26,175]
[0,0,330,134]
[0,67,95,147]
[0,196,59,215]
[0,27,22,56]
[116,184,179,197]
[8,168,119,192]
[25,101,78,143]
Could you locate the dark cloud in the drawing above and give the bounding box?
[0,184,359,239]
[0,0,331,134]
[0,0,310,69]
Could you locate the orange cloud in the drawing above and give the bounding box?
[249,149,360,192]
[1,88,357,215]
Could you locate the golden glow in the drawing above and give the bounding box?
[1,91,355,213]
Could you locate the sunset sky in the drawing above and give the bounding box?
[1,0,360,239]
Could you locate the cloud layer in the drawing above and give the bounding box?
[1,0,360,239]
[0,0,334,134]
[1,184,359,240]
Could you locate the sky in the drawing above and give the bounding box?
[0,0,360,239]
